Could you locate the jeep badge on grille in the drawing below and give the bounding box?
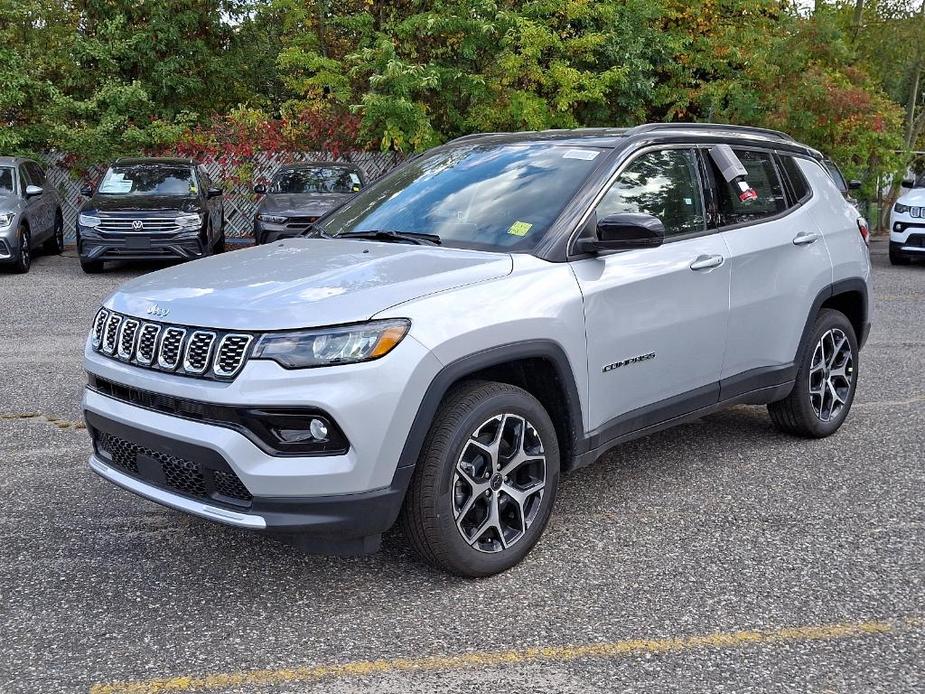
[146,303,169,318]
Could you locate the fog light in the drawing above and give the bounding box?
[309,418,329,441]
[895,223,905,232]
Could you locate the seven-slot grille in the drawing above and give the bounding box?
[97,216,182,234]
[91,308,254,380]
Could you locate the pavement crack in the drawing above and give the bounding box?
[0,411,86,430]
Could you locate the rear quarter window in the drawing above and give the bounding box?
[779,155,812,202]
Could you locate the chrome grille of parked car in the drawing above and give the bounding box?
[90,310,254,381]
[97,216,182,234]
[117,319,140,360]
[183,331,216,374]
[135,323,160,365]
[102,313,122,354]
[158,327,186,369]
[214,334,253,377]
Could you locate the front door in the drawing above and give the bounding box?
[570,147,731,436]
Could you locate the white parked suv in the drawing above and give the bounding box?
[83,124,872,576]
[889,176,925,264]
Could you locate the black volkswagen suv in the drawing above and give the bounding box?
[77,158,225,273]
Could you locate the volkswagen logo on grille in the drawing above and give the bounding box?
[132,220,144,230]
[146,303,169,318]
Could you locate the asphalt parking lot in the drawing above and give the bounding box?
[1,240,923,693]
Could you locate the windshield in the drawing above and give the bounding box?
[271,167,362,194]
[98,164,196,196]
[0,167,14,194]
[319,143,605,252]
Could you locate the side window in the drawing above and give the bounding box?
[779,156,811,202]
[198,166,211,191]
[596,149,705,237]
[26,162,45,186]
[708,149,787,226]
[18,165,31,195]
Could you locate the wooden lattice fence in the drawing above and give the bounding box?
[37,151,406,243]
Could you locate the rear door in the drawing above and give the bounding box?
[26,162,53,239]
[570,147,731,436]
[706,147,833,397]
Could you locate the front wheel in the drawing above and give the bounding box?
[13,227,31,273]
[80,256,104,274]
[889,244,911,265]
[768,308,858,438]
[400,380,560,577]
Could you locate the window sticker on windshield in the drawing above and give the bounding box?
[562,149,599,161]
[100,173,132,194]
[508,221,533,237]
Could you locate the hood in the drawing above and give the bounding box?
[897,188,925,207]
[86,195,201,214]
[105,238,513,331]
[259,192,352,217]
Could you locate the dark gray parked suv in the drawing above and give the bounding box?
[0,156,65,273]
[253,162,364,244]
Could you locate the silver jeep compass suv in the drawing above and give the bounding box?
[83,124,872,576]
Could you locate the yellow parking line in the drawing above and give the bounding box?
[90,617,911,694]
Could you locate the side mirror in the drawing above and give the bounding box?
[848,179,862,190]
[901,179,914,189]
[253,184,267,195]
[575,213,665,254]
[80,185,93,197]
[207,187,223,199]
[25,185,43,198]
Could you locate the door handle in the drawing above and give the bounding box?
[689,254,725,271]
[792,231,820,246]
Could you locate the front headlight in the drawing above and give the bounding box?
[78,213,101,227]
[176,213,203,228]
[257,214,288,224]
[0,212,13,228]
[894,203,910,214]
[252,319,410,368]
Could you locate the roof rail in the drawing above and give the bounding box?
[625,122,795,142]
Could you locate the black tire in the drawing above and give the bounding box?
[43,211,64,254]
[889,245,911,265]
[400,380,560,577]
[768,308,859,438]
[213,226,226,253]
[13,226,31,273]
[80,256,104,274]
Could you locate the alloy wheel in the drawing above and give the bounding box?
[809,328,854,422]
[452,413,546,553]
[20,230,31,268]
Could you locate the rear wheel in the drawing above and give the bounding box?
[400,380,559,577]
[13,227,31,273]
[43,211,64,254]
[768,309,858,438]
[80,256,104,274]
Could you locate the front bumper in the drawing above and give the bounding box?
[79,228,207,261]
[83,332,442,545]
[86,410,413,550]
[254,221,301,245]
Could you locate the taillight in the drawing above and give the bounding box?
[857,218,870,245]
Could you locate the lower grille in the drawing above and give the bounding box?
[96,431,252,505]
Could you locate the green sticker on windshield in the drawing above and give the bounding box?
[508,221,533,237]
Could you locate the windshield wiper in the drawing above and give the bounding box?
[336,230,442,246]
